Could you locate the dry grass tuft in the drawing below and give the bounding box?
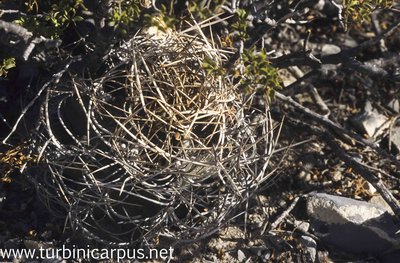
[31,22,279,246]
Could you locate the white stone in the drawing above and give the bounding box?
[306,192,400,255]
[351,101,390,138]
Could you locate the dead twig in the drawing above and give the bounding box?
[224,8,310,70]
[307,84,330,116]
[275,92,400,170]
[276,112,400,217]
[270,16,400,71]
[0,19,60,60]
[324,132,400,217]
[1,56,81,145]
[263,196,300,234]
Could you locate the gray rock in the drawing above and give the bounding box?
[321,44,341,55]
[294,220,310,233]
[351,101,390,138]
[308,43,341,55]
[369,195,395,215]
[389,125,400,151]
[307,193,387,224]
[237,249,246,262]
[388,99,399,113]
[299,235,317,263]
[340,35,358,48]
[306,192,400,255]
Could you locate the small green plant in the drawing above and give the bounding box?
[203,48,281,102]
[108,0,142,33]
[238,48,282,101]
[231,8,249,40]
[0,58,16,77]
[45,0,85,29]
[342,0,393,25]
[187,0,226,20]
[15,0,85,39]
